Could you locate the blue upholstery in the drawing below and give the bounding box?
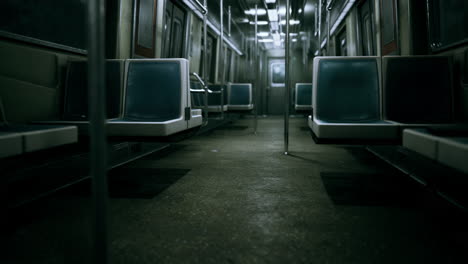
[63,60,122,120]
[315,58,380,123]
[123,60,181,121]
[383,56,453,123]
[310,57,399,140]
[229,84,251,105]
[207,84,228,106]
[295,83,312,106]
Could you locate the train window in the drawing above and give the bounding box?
[271,63,285,86]
[225,48,233,82]
[134,0,157,58]
[380,0,399,55]
[335,26,347,56]
[162,0,186,58]
[200,32,217,83]
[427,0,468,52]
[358,0,376,56]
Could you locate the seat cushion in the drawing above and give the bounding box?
[309,116,399,140]
[0,131,22,158]
[437,137,468,174]
[402,128,440,159]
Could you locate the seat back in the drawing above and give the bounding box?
[295,83,312,108]
[313,57,381,123]
[228,83,252,105]
[383,56,454,123]
[207,84,228,106]
[63,60,123,120]
[123,59,188,121]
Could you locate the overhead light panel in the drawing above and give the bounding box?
[259,39,274,43]
[244,8,266,15]
[270,21,279,31]
[257,32,270,37]
[267,9,278,22]
[265,0,276,3]
[250,21,269,25]
[280,19,300,25]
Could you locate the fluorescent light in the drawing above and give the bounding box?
[270,21,279,31]
[278,6,292,15]
[244,9,266,15]
[280,32,298,36]
[259,39,273,43]
[257,32,270,37]
[250,21,268,25]
[298,8,303,14]
[280,19,300,25]
[265,0,276,3]
[272,32,280,42]
[267,9,278,22]
[236,18,249,23]
[292,38,298,42]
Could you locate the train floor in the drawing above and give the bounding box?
[3,116,468,263]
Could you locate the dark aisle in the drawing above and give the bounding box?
[4,117,468,263]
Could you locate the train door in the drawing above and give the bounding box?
[162,0,186,58]
[266,59,285,115]
[358,0,376,55]
[199,32,216,83]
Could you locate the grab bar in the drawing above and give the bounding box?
[192,0,208,15]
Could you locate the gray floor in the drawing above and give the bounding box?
[4,117,468,263]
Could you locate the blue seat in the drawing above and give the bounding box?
[294,83,312,111]
[228,83,253,110]
[108,59,202,136]
[383,56,454,124]
[308,56,399,140]
[206,84,228,112]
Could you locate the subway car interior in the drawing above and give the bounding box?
[1,0,468,263]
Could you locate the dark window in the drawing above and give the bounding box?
[162,0,186,58]
[358,0,376,55]
[335,26,347,56]
[427,0,468,52]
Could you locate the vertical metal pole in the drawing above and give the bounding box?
[220,0,225,119]
[228,6,231,37]
[327,3,331,53]
[203,0,208,122]
[88,0,108,263]
[254,4,258,134]
[284,0,290,155]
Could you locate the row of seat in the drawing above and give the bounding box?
[190,82,254,112]
[308,56,457,140]
[42,59,203,136]
[403,128,468,174]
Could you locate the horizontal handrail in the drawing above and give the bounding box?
[192,0,208,14]
[191,72,206,87]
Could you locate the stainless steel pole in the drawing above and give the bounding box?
[87,0,108,263]
[254,4,258,134]
[203,0,208,122]
[220,0,225,119]
[284,0,290,155]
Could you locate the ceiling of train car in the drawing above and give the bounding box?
[215,0,317,51]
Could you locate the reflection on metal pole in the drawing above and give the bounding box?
[284,0,290,155]
[254,4,258,134]
[220,0,225,120]
[87,0,108,263]
[203,0,208,122]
